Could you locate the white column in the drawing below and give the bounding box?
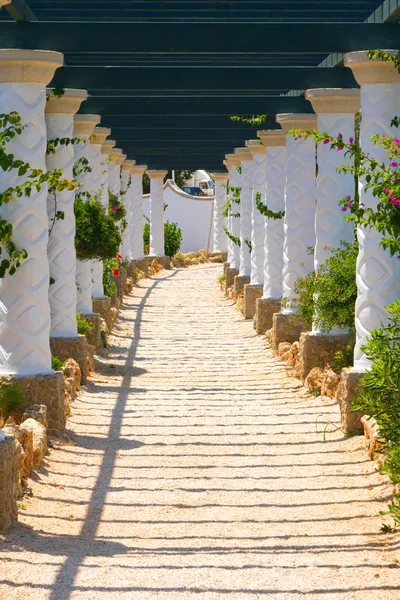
[120,160,135,258]
[224,155,241,269]
[46,88,87,337]
[344,51,400,369]
[210,173,229,253]
[108,147,123,196]
[305,88,360,334]
[258,130,287,300]
[0,49,63,375]
[147,170,167,257]
[235,147,253,277]
[130,165,147,260]
[276,114,318,314]
[89,127,111,300]
[73,113,101,314]
[246,141,267,286]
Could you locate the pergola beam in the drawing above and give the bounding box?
[52,66,358,92]
[2,0,37,21]
[0,22,399,54]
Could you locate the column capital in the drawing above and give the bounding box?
[109,147,123,161]
[245,140,265,156]
[130,164,147,176]
[344,50,400,85]
[258,129,286,147]
[223,159,234,170]
[122,159,136,170]
[305,88,360,114]
[45,88,87,115]
[147,170,167,180]
[210,172,228,182]
[101,139,116,155]
[116,154,127,166]
[90,126,111,146]
[225,153,239,164]
[73,114,101,137]
[276,113,318,134]
[234,147,251,162]
[0,49,63,84]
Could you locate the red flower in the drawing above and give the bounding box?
[117,259,122,265]
[116,253,122,258]
[147,244,150,251]
[113,268,120,277]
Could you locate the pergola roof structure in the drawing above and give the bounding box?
[0,0,399,170]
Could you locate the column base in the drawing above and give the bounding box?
[271,312,305,354]
[243,284,263,319]
[234,275,250,299]
[50,335,88,384]
[0,434,19,533]
[0,372,66,432]
[155,255,171,270]
[81,312,102,352]
[223,261,230,277]
[336,368,365,434]
[92,297,113,333]
[225,267,239,295]
[298,331,354,381]
[114,267,127,302]
[132,257,152,275]
[255,298,281,335]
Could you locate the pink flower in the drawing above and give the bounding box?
[390,198,400,206]
[341,201,352,212]
[394,139,400,148]
[323,139,330,145]
[338,133,343,140]
[336,147,343,151]
[111,205,118,213]
[349,137,354,144]
[390,162,398,168]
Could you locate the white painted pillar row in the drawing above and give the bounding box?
[130,165,147,260]
[276,114,318,314]
[45,88,87,337]
[246,140,267,286]
[210,172,229,253]
[0,49,63,375]
[120,160,135,258]
[147,170,167,257]
[108,147,123,197]
[344,50,400,369]
[305,88,360,334]
[224,155,241,269]
[73,113,101,314]
[234,147,253,277]
[89,127,111,300]
[258,130,287,301]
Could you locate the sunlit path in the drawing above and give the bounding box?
[1,264,399,600]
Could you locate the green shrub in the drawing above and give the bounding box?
[51,356,65,371]
[77,313,92,335]
[74,195,122,261]
[331,345,354,374]
[218,273,226,283]
[103,257,119,297]
[352,300,400,528]
[0,385,27,418]
[293,241,358,332]
[143,220,183,257]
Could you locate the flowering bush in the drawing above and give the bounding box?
[74,195,121,261]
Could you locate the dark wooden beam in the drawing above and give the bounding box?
[52,66,357,92]
[0,22,398,54]
[3,0,37,21]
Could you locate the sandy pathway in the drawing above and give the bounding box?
[0,263,399,599]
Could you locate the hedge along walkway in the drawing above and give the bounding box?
[1,264,400,600]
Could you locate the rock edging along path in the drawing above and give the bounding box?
[1,263,399,599]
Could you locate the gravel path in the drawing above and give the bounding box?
[1,263,399,599]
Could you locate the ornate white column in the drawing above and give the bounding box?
[254,130,287,334]
[73,113,101,314]
[147,170,167,257]
[0,49,63,375]
[345,51,400,370]
[108,147,123,197]
[246,140,267,286]
[224,155,241,270]
[120,160,135,258]
[210,173,229,253]
[89,127,111,300]
[276,114,318,314]
[130,165,147,260]
[46,88,87,337]
[235,147,253,280]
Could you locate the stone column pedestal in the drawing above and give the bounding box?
[132,256,152,275]
[92,297,113,333]
[0,372,65,431]
[81,313,102,352]
[0,435,19,533]
[156,255,171,270]
[271,313,305,354]
[255,298,281,335]
[336,368,365,434]
[50,335,88,384]
[243,284,263,320]
[298,331,354,381]
[225,267,239,295]
[234,274,250,298]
